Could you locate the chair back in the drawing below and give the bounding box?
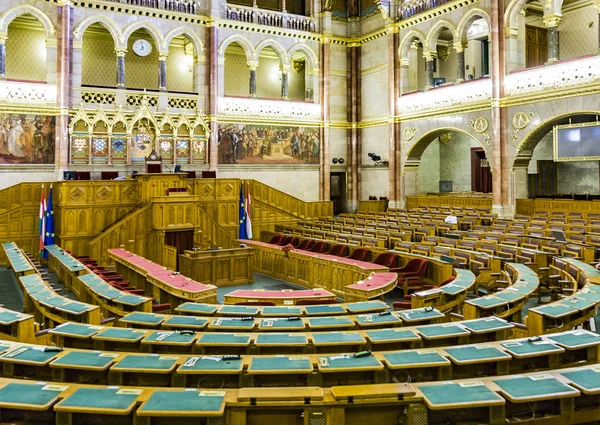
[296,299,340,306]
[268,234,285,244]
[348,248,369,262]
[329,244,348,257]
[373,252,399,268]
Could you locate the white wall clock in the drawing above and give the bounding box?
[132,39,152,57]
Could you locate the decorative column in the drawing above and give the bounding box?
[543,15,561,64]
[320,36,331,201]
[158,53,168,92]
[247,61,258,97]
[0,37,6,80]
[208,23,218,171]
[454,42,466,82]
[281,65,289,99]
[347,41,360,211]
[55,0,73,175]
[115,49,126,88]
[424,51,436,89]
[387,26,400,208]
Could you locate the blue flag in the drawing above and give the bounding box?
[44,185,55,256]
[239,183,248,239]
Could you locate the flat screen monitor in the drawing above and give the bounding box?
[554,122,600,161]
[63,171,76,181]
[173,165,182,173]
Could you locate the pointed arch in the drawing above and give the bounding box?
[164,27,204,55]
[73,16,120,46]
[399,29,427,58]
[456,8,491,44]
[218,34,254,61]
[425,19,457,52]
[122,21,166,53]
[254,39,288,65]
[0,5,56,38]
[287,43,318,71]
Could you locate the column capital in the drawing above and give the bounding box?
[543,14,562,27]
[400,58,410,68]
[280,64,290,74]
[453,42,467,53]
[247,61,258,71]
[158,53,168,61]
[0,36,6,45]
[115,49,127,57]
[423,51,437,61]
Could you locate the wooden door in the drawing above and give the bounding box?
[526,25,548,68]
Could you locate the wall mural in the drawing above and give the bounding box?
[0,114,55,164]
[217,124,320,165]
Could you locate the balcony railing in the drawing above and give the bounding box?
[219,96,320,120]
[225,4,316,32]
[398,0,453,20]
[398,78,491,116]
[505,54,600,98]
[0,80,56,104]
[105,0,200,14]
[76,87,200,112]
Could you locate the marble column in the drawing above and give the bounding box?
[208,24,218,171]
[0,38,6,80]
[247,61,258,97]
[454,43,466,82]
[281,65,289,99]
[158,53,167,92]
[321,39,331,201]
[347,43,360,211]
[544,16,561,64]
[116,49,126,88]
[424,52,435,89]
[56,1,73,172]
[387,28,400,208]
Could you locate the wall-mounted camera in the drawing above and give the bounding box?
[368,153,389,166]
[332,158,345,164]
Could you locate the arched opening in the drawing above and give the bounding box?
[5,14,47,82]
[81,23,117,88]
[166,34,195,94]
[517,114,600,198]
[432,27,456,86]
[401,36,426,94]
[125,28,159,90]
[407,130,491,195]
[463,18,490,80]
[288,50,307,101]
[223,42,250,97]
[256,46,283,99]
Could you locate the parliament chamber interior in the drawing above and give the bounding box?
[3,0,600,423]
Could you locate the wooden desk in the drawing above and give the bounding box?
[223,288,337,306]
[179,247,254,288]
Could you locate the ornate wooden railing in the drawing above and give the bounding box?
[225,4,316,32]
[197,206,235,249]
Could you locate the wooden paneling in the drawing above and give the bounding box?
[516,198,600,217]
[358,200,388,212]
[179,247,254,287]
[406,195,492,210]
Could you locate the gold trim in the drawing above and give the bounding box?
[553,120,600,162]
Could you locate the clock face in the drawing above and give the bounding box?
[132,39,152,57]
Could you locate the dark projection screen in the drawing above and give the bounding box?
[555,123,600,161]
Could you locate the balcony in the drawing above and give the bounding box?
[0,80,56,105]
[104,0,200,14]
[225,4,316,32]
[75,87,201,112]
[218,96,320,120]
[398,78,492,117]
[505,55,600,99]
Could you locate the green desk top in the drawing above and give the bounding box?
[50,323,101,338]
[466,296,505,308]
[120,312,164,325]
[0,347,60,364]
[0,382,65,408]
[112,354,178,371]
[493,375,579,401]
[444,345,511,364]
[209,318,255,328]
[575,290,600,302]
[30,290,56,301]
[142,331,196,345]
[416,324,470,339]
[258,318,305,330]
[0,310,28,325]
[162,316,208,329]
[318,353,383,371]
[501,340,564,357]
[304,305,346,315]
[560,297,596,310]
[114,294,149,306]
[311,332,365,345]
[249,356,312,373]
[461,317,513,334]
[419,382,504,408]
[56,388,138,412]
[261,306,303,316]
[494,290,527,302]
[397,308,444,323]
[255,333,308,345]
[356,313,402,326]
[175,303,218,315]
[178,356,243,372]
[138,390,225,415]
[561,367,600,394]
[197,333,251,345]
[531,304,577,318]
[92,327,146,342]
[218,306,259,316]
[344,300,388,313]
[38,296,70,308]
[440,282,469,295]
[384,350,450,368]
[50,351,118,369]
[365,328,421,344]
[545,330,600,349]
[307,316,355,328]
[57,302,93,315]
